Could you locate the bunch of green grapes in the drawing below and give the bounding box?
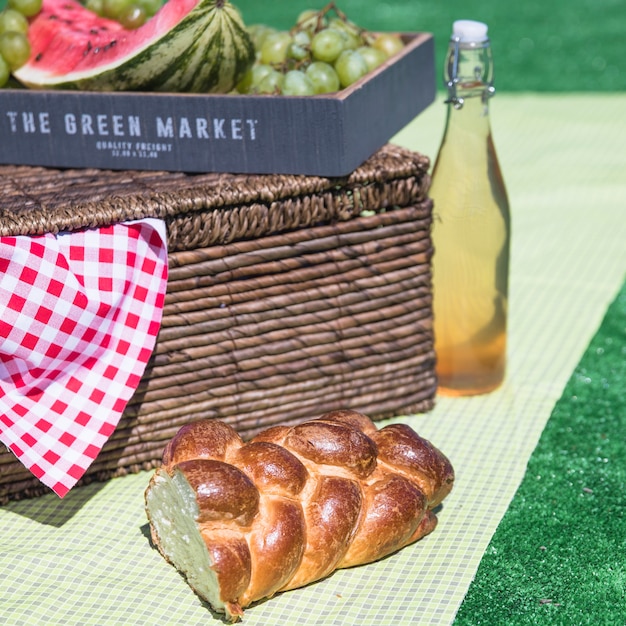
[0,0,42,88]
[237,2,405,96]
[83,0,163,30]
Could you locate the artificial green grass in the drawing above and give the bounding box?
[452,278,626,625]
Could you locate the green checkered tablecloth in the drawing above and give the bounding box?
[1,93,625,625]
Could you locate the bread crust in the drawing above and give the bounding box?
[145,410,454,621]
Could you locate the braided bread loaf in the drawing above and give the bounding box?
[145,410,454,621]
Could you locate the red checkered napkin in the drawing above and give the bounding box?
[0,219,168,497]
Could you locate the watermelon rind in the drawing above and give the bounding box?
[13,0,256,93]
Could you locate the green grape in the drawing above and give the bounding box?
[248,64,274,88]
[288,30,311,62]
[288,42,309,62]
[119,4,146,28]
[247,24,276,53]
[87,0,160,23]
[255,68,284,94]
[328,17,362,49]
[334,49,369,88]
[295,9,326,34]
[282,69,315,96]
[136,0,162,17]
[237,63,272,94]
[310,28,345,64]
[372,33,405,59]
[102,0,132,20]
[259,31,292,65]
[328,17,360,36]
[0,31,30,71]
[0,9,29,35]
[84,0,105,15]
[0,54,10,88]
[339,30,360,51]
[292,29,311,48]
[7,0,42,18]
[305,61,340,94]
[357,45,387,71]
[235,67,254,93]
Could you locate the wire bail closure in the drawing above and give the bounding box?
[444,36,495,109]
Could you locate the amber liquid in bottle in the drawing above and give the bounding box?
[430,28,511,396]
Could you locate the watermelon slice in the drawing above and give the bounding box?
[13,0,255,92]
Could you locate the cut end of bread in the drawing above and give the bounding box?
[145,468,243,622]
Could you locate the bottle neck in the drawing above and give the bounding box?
[444,36,495,110]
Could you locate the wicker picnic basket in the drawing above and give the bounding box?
[0,143,437,503]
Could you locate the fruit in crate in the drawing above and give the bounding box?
[10,0,255,92]
[0,0,40,86]
[238,2,406,95]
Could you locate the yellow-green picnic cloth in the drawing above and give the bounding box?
[1,93,625,625]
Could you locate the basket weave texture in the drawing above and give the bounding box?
[0,144,436,502]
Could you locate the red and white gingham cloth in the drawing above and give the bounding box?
[0,219,168,497]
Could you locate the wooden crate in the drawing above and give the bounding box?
[0,34,435,176]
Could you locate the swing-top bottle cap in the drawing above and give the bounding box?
[452,20,489,43]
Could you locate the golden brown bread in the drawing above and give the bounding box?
[145,410,454,621]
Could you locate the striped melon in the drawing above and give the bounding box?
[13,0,255,93]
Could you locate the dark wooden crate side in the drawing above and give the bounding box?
[342,34,436,171]
[0,34,435,176]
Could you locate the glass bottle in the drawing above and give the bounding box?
[430,20,511,396]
